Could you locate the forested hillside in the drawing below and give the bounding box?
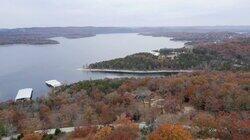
[89,38,250,71]
[0,72,249,139]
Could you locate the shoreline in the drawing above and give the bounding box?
[79,68,194,74]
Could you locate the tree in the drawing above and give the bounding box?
[54,128,62,136]
[164,95,182,113]
[107,126,139,140]
[22,133,43,140]
[97,103,116,124]
[107,114,140,140]
[216,112,250,140]
[94,126,113,140]
[0,122,7,137]
[19,118,42,134]
[71,126,97,139]
[58,103,80,126]
[83,106,96,124]
[149,124,192,140]
[192,112,217,138]
[39,104,51,129]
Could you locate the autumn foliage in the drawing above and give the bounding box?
[71,126,97,139]
[108,114,139,140]
[94,126,113,140]
[149,124,192,140]
[22,133,43,140]
[0,72,249,139]
[69,115,140,140]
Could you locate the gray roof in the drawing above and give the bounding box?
[15,88,33,101]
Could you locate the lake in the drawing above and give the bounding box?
[0,33,184,101]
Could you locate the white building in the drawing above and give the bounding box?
[139,122,149,129]
[150,51,160,56]
[166,52,178,60]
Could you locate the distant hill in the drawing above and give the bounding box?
[1,26,250,45]
[0,27,134,45]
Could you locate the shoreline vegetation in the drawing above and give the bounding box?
[80,68,194,74]
[88,37,250,71]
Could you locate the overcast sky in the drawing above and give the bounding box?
[1,0,250,28]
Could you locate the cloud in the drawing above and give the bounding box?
[0,0,249,28]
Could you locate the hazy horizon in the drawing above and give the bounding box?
[1,25,250,30]
[1,0,250,28]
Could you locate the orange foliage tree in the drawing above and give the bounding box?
[192,112,217,138]
[71,126,97,139]
[106,114,139,140]
[22,133,43,140]
[149,124,192,140]
[107,126,139,140]
[94,126,113,140]
[216,112,250,140]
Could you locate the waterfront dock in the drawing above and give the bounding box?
[45,80,62,88]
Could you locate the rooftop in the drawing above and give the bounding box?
[45,80,62,88]
[15,88,33,101]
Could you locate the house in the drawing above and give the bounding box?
[134,87,152,101]
[166,52,178,60]
[139,122,148,129]
[15,88,33,101]
[151,98,165,108]
[150,51,160,56]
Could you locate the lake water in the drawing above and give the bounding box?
[0,33,184,101]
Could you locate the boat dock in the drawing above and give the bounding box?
[15,88,33,101]
[45,80,62,88]
[14,80,62,102]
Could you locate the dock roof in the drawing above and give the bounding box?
[15,88,33,101]
[45,80,62,88]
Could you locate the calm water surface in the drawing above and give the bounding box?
[0,33,184,101]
